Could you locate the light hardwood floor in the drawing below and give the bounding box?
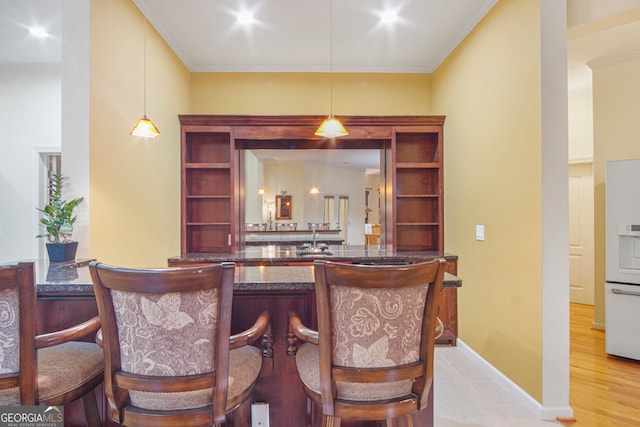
[562,303,640,427]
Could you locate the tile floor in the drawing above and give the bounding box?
[434,345,563,427]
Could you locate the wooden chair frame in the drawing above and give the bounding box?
[288,259,446,427]
[89,261,271,427]
[0,261,103,426]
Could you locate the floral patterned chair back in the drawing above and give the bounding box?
[89,261,269,427]
[291,258,445,426]
[0,262,103,426]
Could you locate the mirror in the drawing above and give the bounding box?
[276,195,292,220]
[244,149,382,246]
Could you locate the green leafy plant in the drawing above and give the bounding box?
[36,173,84,242]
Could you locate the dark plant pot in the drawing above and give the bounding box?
[46,241,78,263]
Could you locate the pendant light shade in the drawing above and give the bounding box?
[131,115,160,138]
[314,115,348,138]
[131,1,159,139]
[315,0,348,138]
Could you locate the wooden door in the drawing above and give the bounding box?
[569,162,594,305]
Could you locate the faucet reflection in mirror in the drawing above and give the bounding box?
[267,203,274,230]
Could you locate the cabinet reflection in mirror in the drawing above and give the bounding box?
[244,149,382,245]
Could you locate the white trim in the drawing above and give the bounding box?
[587,49,640,70]
[32,146,62,260]
[456,339,574,421]
[592,321,605,331]
[569,157,593,165]
[540,0,571,415]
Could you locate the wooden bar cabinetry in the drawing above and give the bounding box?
[393,126,443,251]
[181,126,234,253]
[179,115,446,255]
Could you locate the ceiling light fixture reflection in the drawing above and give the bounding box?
[310,187,320,194]
[380,10,399,24]
[314,0,348,138]
[237,11,255,24]
[29,26,49,38]
[131,1,160,139]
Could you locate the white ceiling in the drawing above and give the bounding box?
[4,1,640,91]
[6,0,640,96]
[0,0,62,66]
[135,0,497,73]
[4,1,640,167]
[0,0,498,73]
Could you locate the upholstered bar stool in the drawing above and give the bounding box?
[288,259,445,427]
[89,261,272,427]
[0,261,103,427]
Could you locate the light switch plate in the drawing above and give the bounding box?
[251,402,270,427]
[476,224,485,241]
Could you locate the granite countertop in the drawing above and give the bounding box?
[234,265,461,291]
[169,244,457,265]
[35,258,96,294]
[34,258,461,295]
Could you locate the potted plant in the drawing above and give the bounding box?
[37,172,84,262]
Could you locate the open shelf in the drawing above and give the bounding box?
[394,128,443,252]
[182,128,234,254]
[184,132,231,163]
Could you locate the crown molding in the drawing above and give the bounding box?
[587,49,640,69]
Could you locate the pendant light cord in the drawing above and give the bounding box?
[143,0,148,116]
[329,0,334,116]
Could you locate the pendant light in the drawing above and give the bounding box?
[314,0,348,138]
[131,1,160,138]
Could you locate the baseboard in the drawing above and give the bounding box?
[592,321,605,331]
[456,339,574,421]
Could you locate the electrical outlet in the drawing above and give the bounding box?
[476,224,485,241]
[251,402,269,427]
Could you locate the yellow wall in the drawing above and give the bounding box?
[191,73,432,115]
[433,0,544,399]
[87,0,552,401]
[90,0,191,267]
[592,56,640,325]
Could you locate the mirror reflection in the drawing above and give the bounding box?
[275,194,292,220]
[244,149,381,246]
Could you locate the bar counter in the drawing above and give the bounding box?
[34,257,461,293]
[34,257,459,426]
[168,244,458,266]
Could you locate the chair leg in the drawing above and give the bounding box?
[396,415,413,427]
[383,416,413,427]
[231,402,250,427]
[306,397,313,427]
[321,415,341,427]
[81,391,102,427]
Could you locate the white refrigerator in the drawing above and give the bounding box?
[605,159,640,360]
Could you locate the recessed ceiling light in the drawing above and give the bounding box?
[29,26,50,38]
[380,10,399,24]
[237,11,255,25]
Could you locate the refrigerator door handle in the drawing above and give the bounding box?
[612,288,640,297]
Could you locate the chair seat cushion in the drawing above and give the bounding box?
[0,341,103,405]
[129,345,263,411]
[296,343,412,401]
